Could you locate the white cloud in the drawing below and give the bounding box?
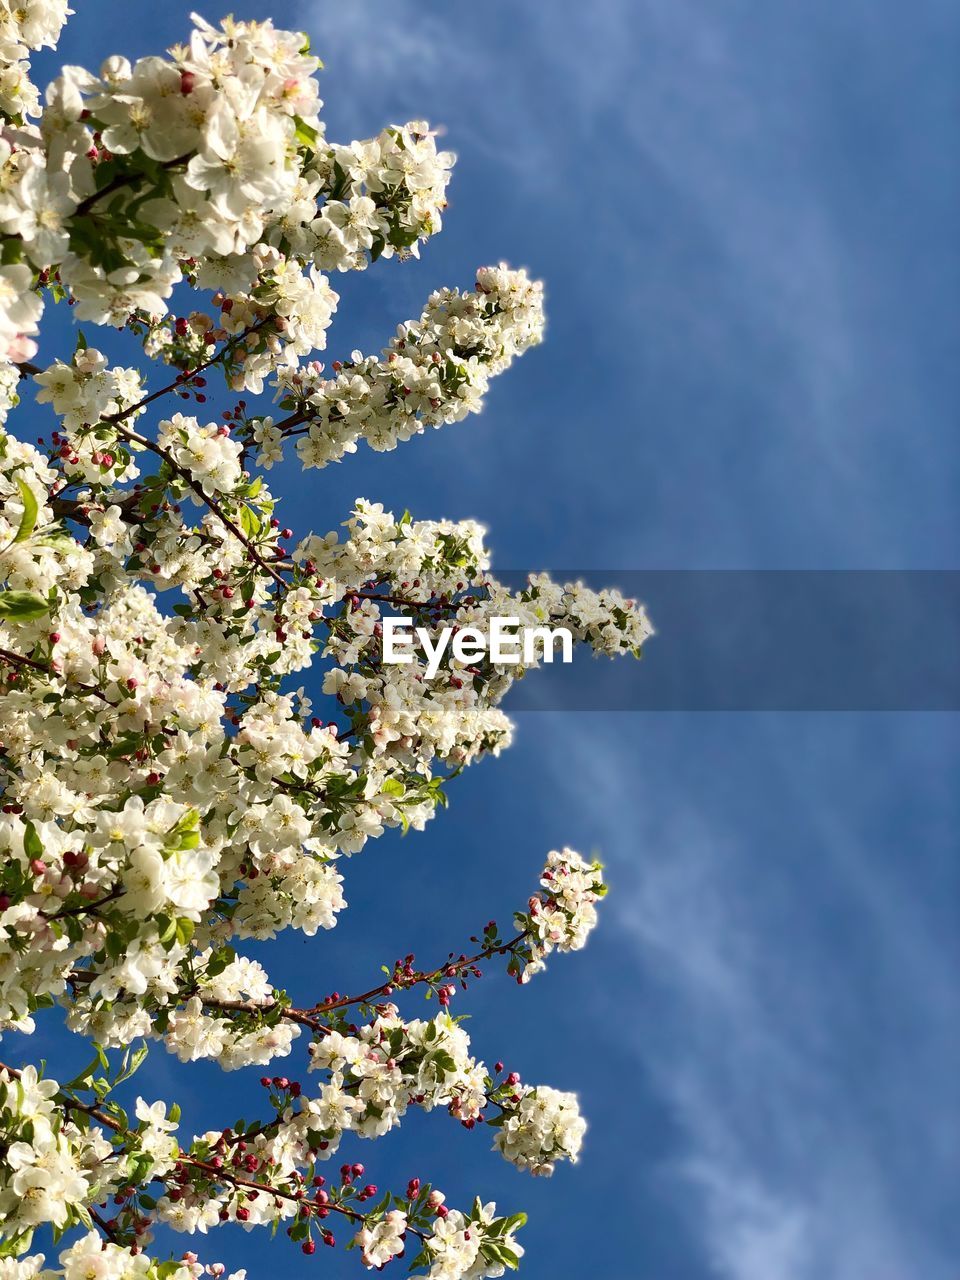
[309,2,450,105]
[305,0,925,565]
[549,718,957,1280]
[303,0,563,172]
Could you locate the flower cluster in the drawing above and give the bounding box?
[278,264,545,470]
[493,1086,586,1177]
[0,264,42,370]
[0,1065,111,1239]
[0,1055,529,1276]
[511,848,607,982]
[2,1238,247,1280]
[0,11,455,407]
[311,121,455,272]
[0,0,70,119]
[0,9,651,1278]
[35,348,145,433]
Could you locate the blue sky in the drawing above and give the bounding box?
[17,3,960,1279]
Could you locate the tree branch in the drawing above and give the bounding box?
[73,154,194,219]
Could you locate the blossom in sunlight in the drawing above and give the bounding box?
[0,8,649,1279]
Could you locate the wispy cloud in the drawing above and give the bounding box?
[305,0,945,566]
[551,717,958,1280]
[303,0,555,171]
[307,2,451,116]
[290,12,958,1264]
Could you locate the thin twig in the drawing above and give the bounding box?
[73,153,194,218]
[111,421,287,588]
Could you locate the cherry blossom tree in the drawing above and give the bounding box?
[0,8,652,1279]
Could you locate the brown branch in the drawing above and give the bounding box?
[90,1205,123,1243]
[187,1158,426,1241]
[0,1061,430,1247]
[310,926,529,1015]
[187,926,529,1027]
[50,490,143,527]
[73,153,194,219]
[64,927,528,1048]
[186,998,324,1032]
[0,646,48,674]
[105,317,276,429]
[0,647,111,703]
[0,1060,123,1133]
[41,885,125,921]
[110,421,287,589]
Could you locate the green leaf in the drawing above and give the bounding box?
[0,239,24,266]
[127,1154,154,1184]
[0,1230,34,1258]
[93,159,119,191]
[156,914,176,947]
[485,1242,521,1270]
[62,1051,101,1092]
[294,116,319,148]
[12,477,38,544]
[0,591,48,621]
[240,505,261,539]
[130,150,163,184]
[205,945,236,978]
[115,1042,149,1085]
[22,821,42,860]
[430,1049,457,1075]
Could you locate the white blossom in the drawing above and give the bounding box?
[0,12,647,1278]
